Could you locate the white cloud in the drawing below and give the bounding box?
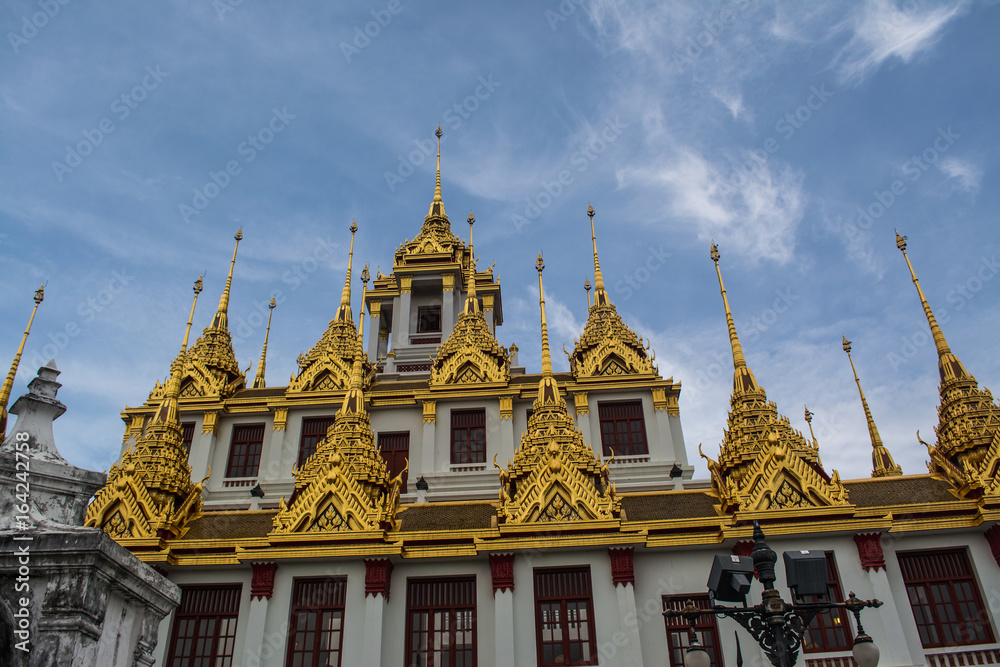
[621,148,806,264]
[937,156,983,195]
[832,0,965,85]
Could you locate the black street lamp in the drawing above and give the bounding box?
[665,521,883,667]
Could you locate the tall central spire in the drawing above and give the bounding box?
[710,242,758,393]
[1,284,44,435]
[895,231,969,383]
[428,125,446,218]
[843,337,901,477]
[211,228,243,329]
[335,221,358,322]
[588,204,609,307]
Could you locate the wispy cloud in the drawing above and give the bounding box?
[832,0,965,85]
[621,148,806,264]
[938,156,983,195]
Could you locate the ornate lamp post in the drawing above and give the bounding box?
[665,522,882,667]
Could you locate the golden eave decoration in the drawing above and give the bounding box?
[703,432,849,513]
[272,273,405,534]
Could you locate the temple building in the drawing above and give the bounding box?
[6,129,998,666]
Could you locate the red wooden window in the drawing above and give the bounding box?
[166,585,241,667]
[287,578,347,667]
[597,401,648,456]
[298,416,335,468]
[898,549,995,648]
[181,422,195,455]
[406,577,477,667]
[534,567,598,666]
[225,423,265,478]
[663,595,724,667]
[378,431,410,493]
[801,552,853,653]
[451,409,486,464]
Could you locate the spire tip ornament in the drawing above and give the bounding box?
[843,336,901,477]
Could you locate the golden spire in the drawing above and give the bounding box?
[804,406,818,446]
[0,285,44,435]
[463,213,480,316]
[534,252,564,408]
[843,336,902,477]
[710,242,758,393]
[340,265,370,416]
[180,275,204,354]
[895,230,968,383]
[588,204,609,307]
[428,126,446,218]
[251,298,277,389]
[335,221,358,322]
[211,228,243,329]
[584,278,592,309]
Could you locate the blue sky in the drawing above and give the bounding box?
[2,0,998,482]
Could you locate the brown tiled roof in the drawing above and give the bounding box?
[621,492,719,521]
[844,476,956,507]
[397,503,496,532]
[180,511,277,540]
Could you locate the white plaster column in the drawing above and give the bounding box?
[240,563,277,667]
[490,554,516,667]
[609,548,644,667]
[442,276,455,338]
[188,415,218,485]
[367,300,381,363]
[854,534,914,666]
[362,559,393,667]
[396,277,413,348]
[421,401,437,474]
[499,398,515,464]
[652,409,677,461]
[573,393,592,444]
[494,590,515,667]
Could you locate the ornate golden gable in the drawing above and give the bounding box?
[430,214,510,387]
[897,233,1000,497]
[704,242,844,513]
[289,224,374,394]
[89,355,203,539]
[570,206,657,380]
[570,305,656,379]
[497,252,618,525]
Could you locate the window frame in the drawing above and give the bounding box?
[224,423,266,478]
[404,576,478,667]
[298,416,336,468]
[286,577,348,667]
[450,409,486,465]
[417,305,442,333]
[663,594,724,667]
[166,584,242,667]
[533,566,598,666]
[180,421,195,455]
[898,548,996,648]
[597,400,649,457]
[378,431,410,493]
[800,552,853,653]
